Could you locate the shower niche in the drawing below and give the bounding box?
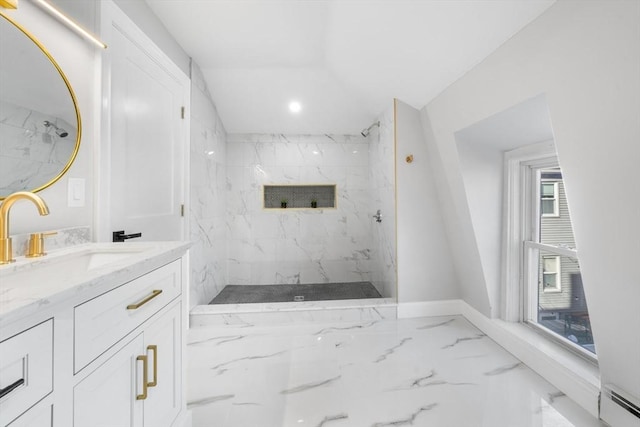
[263,184,336,209]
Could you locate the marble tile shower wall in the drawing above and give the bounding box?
[189,63,228,308]
[368,105,397,299]
[226,133,378,289]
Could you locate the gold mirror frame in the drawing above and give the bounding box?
[0,10,81,200]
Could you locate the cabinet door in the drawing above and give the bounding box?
[73,335,145,427]
[7,398,52,427]
[143,302,182,427]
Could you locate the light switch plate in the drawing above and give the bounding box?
[68,178,85,207]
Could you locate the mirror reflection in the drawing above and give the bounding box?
[0,12,80,199]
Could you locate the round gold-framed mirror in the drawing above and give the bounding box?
[0,11,81,200]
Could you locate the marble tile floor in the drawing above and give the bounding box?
[186,315,605,427]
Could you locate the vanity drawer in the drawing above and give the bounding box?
[0,320,53,427]
[74,260,181,373]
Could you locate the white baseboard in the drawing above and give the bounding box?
[397,299,463,318]
[398,298,601,419]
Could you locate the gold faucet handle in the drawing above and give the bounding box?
[26,231,57,258]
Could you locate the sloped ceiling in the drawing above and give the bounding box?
[145,0,555,135]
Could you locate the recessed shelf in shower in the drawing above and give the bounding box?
[263,184,336,209]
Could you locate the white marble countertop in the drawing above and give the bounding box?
[0,241,190,326]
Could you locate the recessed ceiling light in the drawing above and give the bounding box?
[288,101,302,114]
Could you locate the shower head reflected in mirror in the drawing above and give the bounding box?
[44,120,68,138]
[360,121,380,137]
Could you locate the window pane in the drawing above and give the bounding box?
[542,273,557,289]
[536,249,594,354]
[541,183,555,197]
[543,256,558,272]
[541,200,555,214]
[532,168,594,354]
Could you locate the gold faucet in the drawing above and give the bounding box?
[0,192,50,264]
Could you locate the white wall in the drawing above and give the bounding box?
[189,61,228,307]
[420,114,492,315]
[395,100,458,302]
[3,2,95,236]
[421,1,640,421]
[453,94,556,317]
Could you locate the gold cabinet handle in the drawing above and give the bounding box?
[126,290,163,310]
[136,355,148,400]
[147,345,158,387]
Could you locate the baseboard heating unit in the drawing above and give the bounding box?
[601,385,640,426]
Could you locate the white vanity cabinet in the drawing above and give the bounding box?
[73,260,184,427]
[0,242,189,427]
[0,320,53,427]
[73,301,182,427]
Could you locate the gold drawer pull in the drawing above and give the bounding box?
[147,345,158,387]
[136,355,148,400]
[126,290,163,310]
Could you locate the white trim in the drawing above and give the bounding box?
[525,241,578,258]
[398,298,600,418]
[501,141,557,321]
[396,300,463,318]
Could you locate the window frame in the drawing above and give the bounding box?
[502,142,596,362]
[501,141,557,322]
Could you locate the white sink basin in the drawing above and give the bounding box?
[54,248,148,271]
[0,244,153,289]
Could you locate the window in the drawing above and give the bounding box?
[542,255,560,292]
[503,144,595,357]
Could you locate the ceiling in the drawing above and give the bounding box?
[145,0,555,135]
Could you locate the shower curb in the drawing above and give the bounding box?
[189,298,397,327]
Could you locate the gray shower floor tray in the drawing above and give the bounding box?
[209,282,382,304]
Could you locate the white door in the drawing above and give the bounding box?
[99,2,189,242]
